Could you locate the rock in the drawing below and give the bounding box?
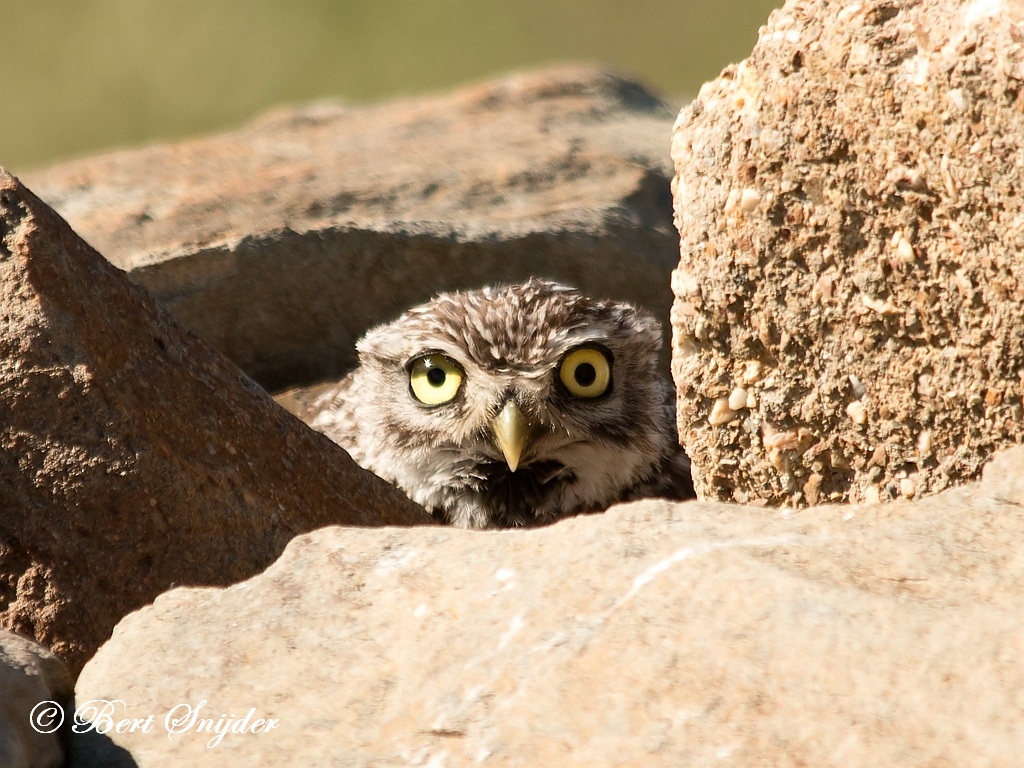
[25,67,680,392]
[0,631,73,768]
[670,0,1024,504]
[0,170,432,677]
[73,445,1024,766]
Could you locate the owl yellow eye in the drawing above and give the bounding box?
[409,354,464,405]
[559,347,611,398]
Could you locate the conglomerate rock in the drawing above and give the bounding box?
[73,445,1024,766]
[671,0,1024,504]
[26,67,680,392]
[0,170,431,676]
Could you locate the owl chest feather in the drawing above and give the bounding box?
[392,439,661,529]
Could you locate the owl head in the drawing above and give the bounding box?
[325,279,685,528]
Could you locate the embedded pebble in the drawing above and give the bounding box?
[896,237,915,262]
[916,430,932,457]
[728,387,748,411]
[848,374,867,400]
[739,188,762,213]
[708,398,738,426]
[948,88,967,112]
[723,189,741,215]
[846,401,868,425]
[739,360,764,385]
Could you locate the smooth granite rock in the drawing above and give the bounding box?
[73,445,1024,766]
[26,67,681,391]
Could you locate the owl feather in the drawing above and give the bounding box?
[309,279,694,529]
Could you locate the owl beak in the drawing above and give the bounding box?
[493,400,531,472]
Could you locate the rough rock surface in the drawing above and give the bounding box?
[25,67,680,392]
[671,0,1024,505]
[0,631,72,768]
[0,170,432,676]
[74,445,1024,766]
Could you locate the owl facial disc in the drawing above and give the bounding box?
[492,400,531,472]
[314,278,696,529]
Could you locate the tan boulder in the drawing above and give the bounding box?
[0,631,72,768]
[0,170,432,677]
[25,67,680,391]
[73,446,1024,766]
[670,0,1024,504]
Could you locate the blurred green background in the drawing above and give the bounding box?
[2,0,780,174]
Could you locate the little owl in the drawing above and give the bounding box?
[308,279,694,529]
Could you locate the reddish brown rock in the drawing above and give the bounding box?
[25,67,680,391]
[671,0,1024,505]
[0,170,432,677]
[72,446,1024,766]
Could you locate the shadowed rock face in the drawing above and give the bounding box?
[0,170,432,677]
[0,631,72,768]
[25,67,681,392]
[670,0,1024,505]
[72,446,1024,767]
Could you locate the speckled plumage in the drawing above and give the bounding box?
[310,280,694,529]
